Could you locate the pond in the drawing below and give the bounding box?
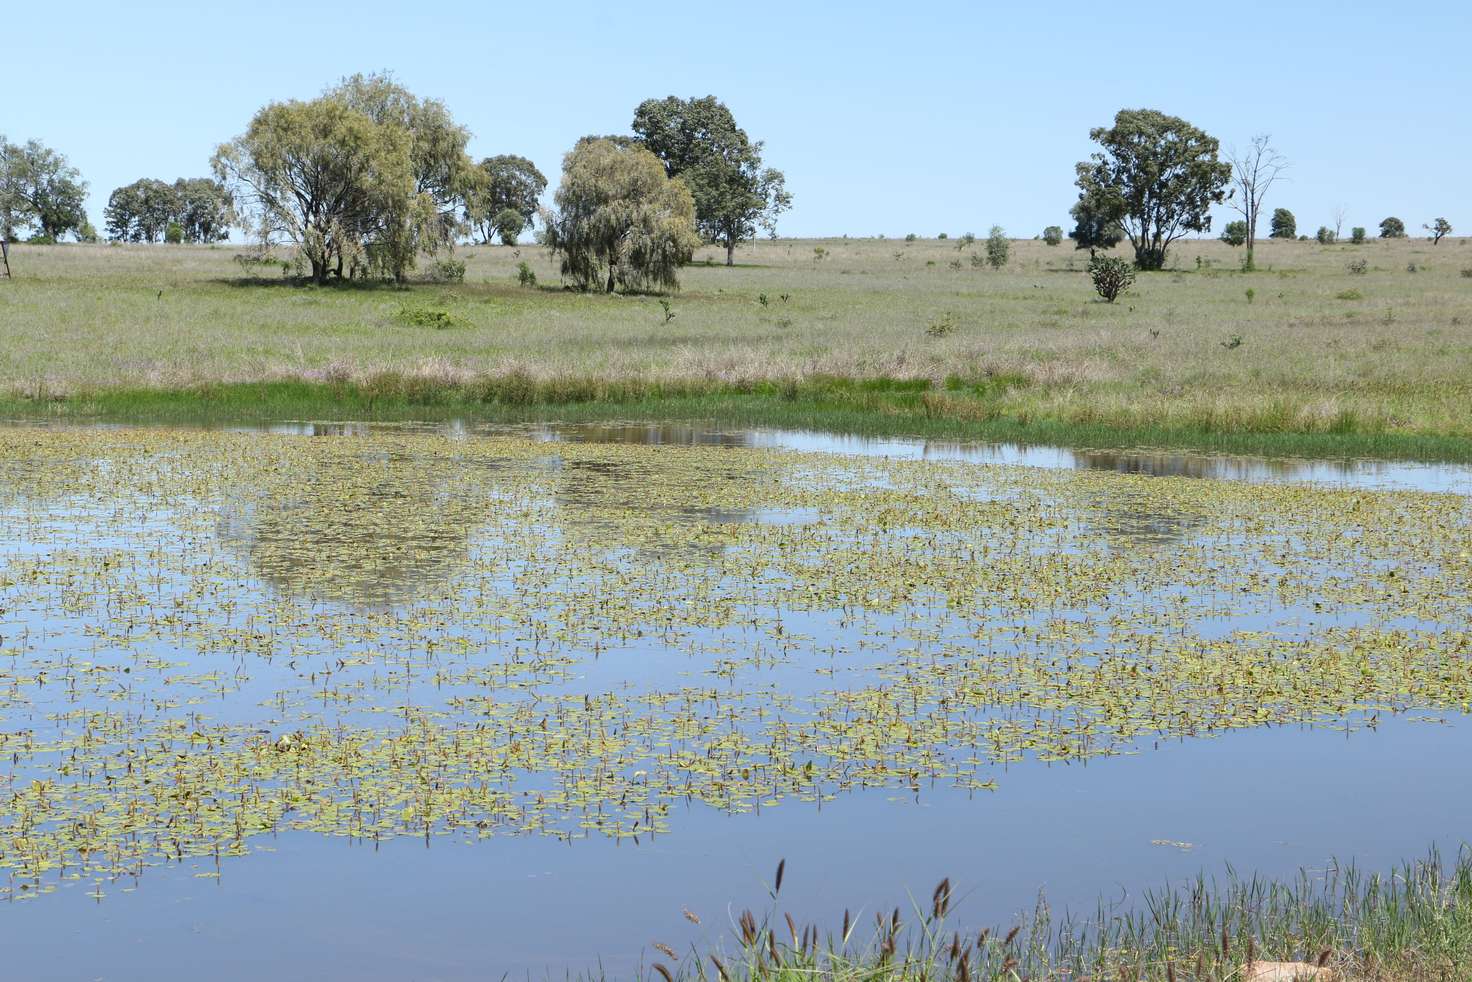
[0,423,1469,980]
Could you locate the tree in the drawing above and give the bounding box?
[1226,135,1288,270]
[1220,221,1248,247]
[543,138,700,293]
[1351,227,1367,244]
[1042,225,1063,246]
[466,155,546,244]
[1068,194,1124,254]
[0,137,88,243]
[1316,226,1335,245]
[1379,217,1406,239]
[328,72,476,282]
[1425,218,1452,244]
[492,207,525,245]
[214,94,405,283]
[1072,109,1231,270]
[632,95,790,265]
[172,178,233,243]
[986,225,1009,268]
[106,179,176,241]
[1269,208,1296,239]
[215,74,475,284]
[1333,204,1348,242]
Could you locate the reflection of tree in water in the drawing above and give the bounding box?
[217,450,499,606]
[546,455,760,560]
[1082,488,1207,548]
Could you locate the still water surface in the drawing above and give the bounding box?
[0,422,1468,981]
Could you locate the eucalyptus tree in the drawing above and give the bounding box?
[0,137,88,242]
[632,95,790,265]
[543,137,700,293]
[105,179,177,242]
[1425,218,1451,244]
[1072,109,1231,270]
[466,155,546,244]
[1269,208,1296,239]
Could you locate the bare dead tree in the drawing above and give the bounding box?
[1333,204,1348,242]
[1227,135,1289,270]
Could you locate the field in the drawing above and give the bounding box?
[2,235,1472,458]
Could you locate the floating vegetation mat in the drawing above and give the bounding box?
[0,428,1469,902]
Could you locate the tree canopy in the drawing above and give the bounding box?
[543,137,700,294]
[0,137,88,242]
[1072,109,1231,270]
[212,73,475,283]
[632,96,790,265]
[466,155,547,244]
[1379,216,1406,239]
[106,177,232,243]
[1269,208,1296,239]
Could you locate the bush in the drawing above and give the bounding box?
[986,226,1010,268]
[26,233,57,245]
[492,207,526,246]
[78,222,100,244]
[164,222,184,245]
[904,232,917,242]
[937,232,948,240]
[1351,227,1367,244]
[396,304,462,329]
[427,257,466,282]
[1220,221,1248,247]
[1089,255,1135,302]
[1379,216,1406,238]
[1268,208,1296,239]
[515,261,536,288]
[957,232,976,249]
[1347,258,1369,275]
[1042,225,1063,246]
[1315,226,1335,245]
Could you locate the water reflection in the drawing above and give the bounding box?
[215,452,492,606]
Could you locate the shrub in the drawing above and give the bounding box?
[937,232,948,240]
[926,312,957,337]
[1088,255,1135,302]
[1379,216,1406,238]
[164,222,184,245]
[396,304,461,329]
[957,232,976,249]
[986,226,1009,268]
[1351,227,1367,244]
[1347,258,1369,275]
[515,261,536,288]
[78,222,99,244]
[969,252,985,269]
[492,207,526,246]
[1268,208,1296,239]
[427,257,466,283]
[1042,225,1063,246]
[1460,267,1472,279]
[1220,221,1248,247]
[1315,226,1335,245]
[904,232,917,242]
[1336,289,1363,300]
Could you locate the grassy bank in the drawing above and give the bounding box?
[641,850,1472,980]
[5,375,1472,463]
[1,236,1471,459]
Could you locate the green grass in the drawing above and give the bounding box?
[6,376,1472,463]
[640,849,1472,980]
[2,235,1471,459]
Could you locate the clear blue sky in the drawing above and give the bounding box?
[8,0,1468,239]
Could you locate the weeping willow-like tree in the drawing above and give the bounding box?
[543,138,700,293]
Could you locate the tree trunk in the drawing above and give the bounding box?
[606,263,616,294]
[726,239,735,266]
[0,237,10,278]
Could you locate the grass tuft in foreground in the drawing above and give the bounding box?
[641,851,1472,981]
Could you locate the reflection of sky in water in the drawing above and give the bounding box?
[1,424,1470,979]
